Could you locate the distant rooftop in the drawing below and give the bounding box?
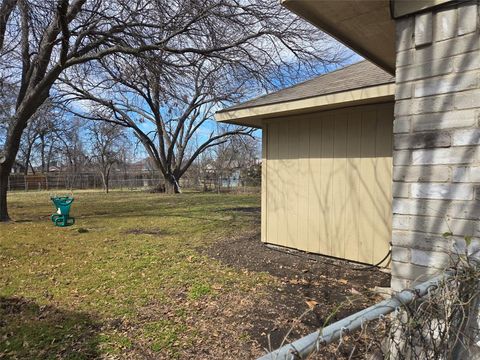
[219,61,394,113]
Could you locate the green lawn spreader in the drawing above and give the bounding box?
[50,196,75,227]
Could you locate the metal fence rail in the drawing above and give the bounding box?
[257,255,480,360]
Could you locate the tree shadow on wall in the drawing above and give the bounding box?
[394,9,479,288]
[0,296,100,359]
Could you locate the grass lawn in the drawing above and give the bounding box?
[1,190,268,359]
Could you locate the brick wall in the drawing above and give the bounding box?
[392,0,480,291]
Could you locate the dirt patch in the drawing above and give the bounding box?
[178,290,267,359]
[203,232,391,353]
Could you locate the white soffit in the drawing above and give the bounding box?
[282,0,396,74]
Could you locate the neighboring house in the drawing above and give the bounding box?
[203,161,242,187]
[10,161,26,174]
[48,161,63,173]
[127,158,156,173]
[217,0,480,292]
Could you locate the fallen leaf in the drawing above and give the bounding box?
[350,287,361,295]
[305,299,318,309]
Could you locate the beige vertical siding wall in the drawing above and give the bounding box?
[263,102,394,265]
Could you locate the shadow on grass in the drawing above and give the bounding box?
[0,296,100,359]
[216,206,260,214]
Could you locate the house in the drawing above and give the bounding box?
[218,61,395,266]
[217,0,480,292]
[127,158,156,174]
[203,161,242,187]
[10,161,26,174]
[202,159,261,189]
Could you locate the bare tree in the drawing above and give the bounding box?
[213,135,260,171]
[56,118,88,183]
[0,0,346,220]
[206,135,261,190]
[17,122,38,175]
[86,121,126,193]
[62,57,259,193]
[34,107,61,174]
[16,100,60,174]
[59,0,346,193]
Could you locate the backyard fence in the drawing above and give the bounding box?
[8,172,156,191]
[259,252,480,360]
[7,170,260,193]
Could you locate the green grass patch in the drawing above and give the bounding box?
[187,283,212,300]
[0,190,265,358]
[144,320,185,351]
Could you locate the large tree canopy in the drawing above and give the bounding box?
[0,0,347,220]
[61,55,256,193]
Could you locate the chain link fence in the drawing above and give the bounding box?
[7,170,260,193]
[259,254,480,360]
[8,172,157,191]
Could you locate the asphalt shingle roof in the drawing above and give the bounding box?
[220,61,394,112]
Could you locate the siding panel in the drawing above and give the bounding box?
[374,106,394,263]
[266,122,279,246]
[264,103,393,265]
[287,120,300,248]
[333,112,348,259]
[345,112,362,261]
[277,121,289,247]
[320,115,335,255]
[298,119,311,251]
[308,116,322,253]
[359,110,377,264]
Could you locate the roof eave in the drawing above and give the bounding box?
[282,0,396,74]
[215,83,395,128]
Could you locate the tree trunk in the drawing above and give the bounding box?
[0,165,10,221]
[23,144,33,175]
[164,173,181,194]
[105,168,110,194]
[29,161,35,174]
[101,172,109,193]
[1,115,29,221]
[46,143,54,172]
[40,136,46,173]
[0,88,49,221]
